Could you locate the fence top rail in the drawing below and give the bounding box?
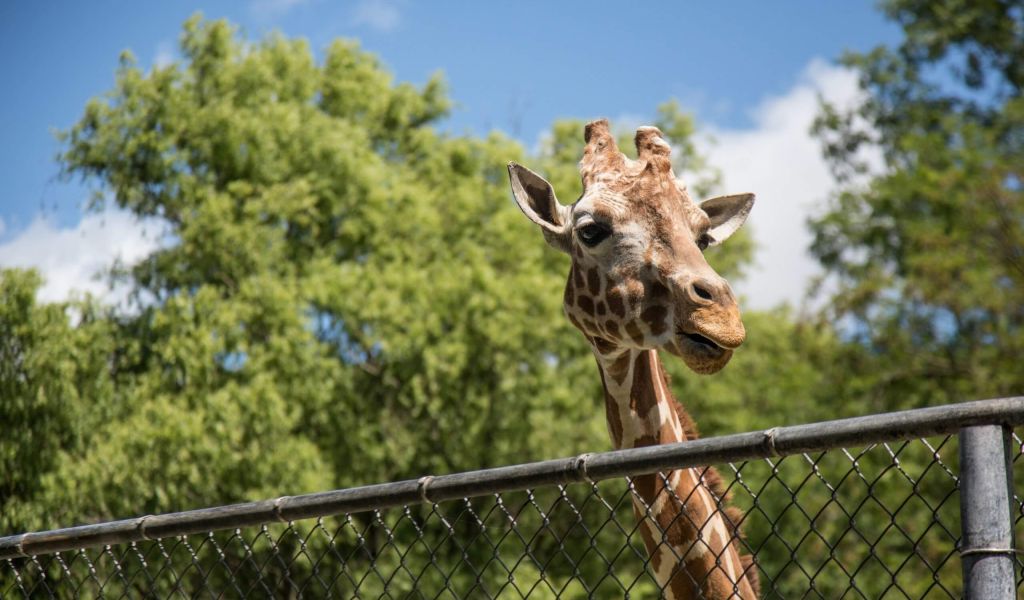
[2,395,1022,560]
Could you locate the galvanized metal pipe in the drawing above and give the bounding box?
[959,424,1016,599]
[1,396,1022,560]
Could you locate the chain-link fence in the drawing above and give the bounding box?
[3,398,1023,599]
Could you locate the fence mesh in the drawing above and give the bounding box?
[3,433,1023,598]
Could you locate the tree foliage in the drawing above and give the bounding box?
[0,271,115,532]
[13,16,595,522]
[5,14,782,531]
[811,0,1024,410]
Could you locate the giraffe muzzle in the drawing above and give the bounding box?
[676,295,747,351]
[672,308,745,373]
[678,323,745,351]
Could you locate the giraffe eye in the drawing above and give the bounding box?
[697,234,712,251]
[578,223,611,247]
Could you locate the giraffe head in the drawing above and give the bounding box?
[508,119,754,374]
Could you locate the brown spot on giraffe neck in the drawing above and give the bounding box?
[638,517,663,571]
[641,305,668,336]
[592,336,617,355]
[628,351,660,420]
[587,267,601,296]
[650,280,670,299]
[629,469,660,506]
[577,295,595,315]
[607,351,632,386]
[599,367,625,446]
[606,287,626,318]
[572,264,584,288]
[625,321,645,346]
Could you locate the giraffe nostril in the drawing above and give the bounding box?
[692,283,714,302]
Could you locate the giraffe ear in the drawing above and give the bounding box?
[507,162,571,252]
[699,193,755,245]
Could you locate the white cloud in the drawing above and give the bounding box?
[352,0,401,32]
[702,59,875,310]
[0,207,166,306]
[153,40,175,69]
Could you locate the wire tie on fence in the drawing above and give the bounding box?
[15,533,27,557]
[272,496,291,523]
[417,476,435,504]
[959,546,1023,557]
[762,427,780,457]
[137,515,155,541]
[573,453,595,483]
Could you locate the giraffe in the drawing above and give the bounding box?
[507,119,759,599]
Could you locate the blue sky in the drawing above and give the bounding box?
[0,1,900,308]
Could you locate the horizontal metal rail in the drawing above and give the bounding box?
[2,396,1022,561]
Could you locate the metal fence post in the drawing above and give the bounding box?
[959,424,1016,599]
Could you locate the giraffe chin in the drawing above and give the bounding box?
[668,333,735,374]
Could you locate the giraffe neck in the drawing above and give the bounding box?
[591,344,758,600]
[595,345,690,450]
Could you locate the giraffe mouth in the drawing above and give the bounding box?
[670,327,734,373]
[681,331,725,354]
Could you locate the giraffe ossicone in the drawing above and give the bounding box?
[508,119,760,599]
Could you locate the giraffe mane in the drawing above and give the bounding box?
[669,396,761,596]
[661,368,761,595]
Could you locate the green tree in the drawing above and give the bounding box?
[811,0,1024,411]
[770,4,1024,595]
[37,15,593,519]
[0,270,115,533]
